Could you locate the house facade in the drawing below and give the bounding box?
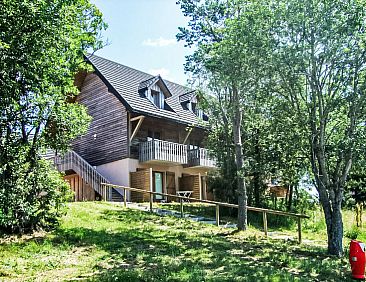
[59,54,216,202]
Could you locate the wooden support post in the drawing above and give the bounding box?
[149,193,153,213]
[263,212,268,237]
[198,172,202,200]
[298,217,302,244]
[102,184,105,201]
[124,189,127,208]
[180,198,184,218]
[216,204,220,227]
[164,171,167,202]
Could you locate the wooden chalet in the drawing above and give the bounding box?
[56,54,216,202]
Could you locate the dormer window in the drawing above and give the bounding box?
[138,75,173,111]
[151,89,164,109]
[180,91,208,120]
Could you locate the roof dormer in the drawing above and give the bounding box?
[180,90,208,121]
[138,75,173,111]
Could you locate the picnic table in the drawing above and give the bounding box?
[176,191,192,201]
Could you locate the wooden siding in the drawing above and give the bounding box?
[179,174,200,199]
[64,174,96,201]
[166,172,176,202]
[192,175,200,199]
[72,73,129,166]
[130,169,150,202]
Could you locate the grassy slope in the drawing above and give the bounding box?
[0,202,355,281]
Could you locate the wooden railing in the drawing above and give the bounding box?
[139,139,188,164]
[139,139,216,167]
[187,148,216,168]
[102,183,310,244]
[54,150,111,200]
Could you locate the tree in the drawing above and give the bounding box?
[269,0,366,256]
[0,0,106,232]
[179,0,366,256]
[178,0,272,230]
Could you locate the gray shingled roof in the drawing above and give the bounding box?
[86,54,203,126]
[179,90,197,103]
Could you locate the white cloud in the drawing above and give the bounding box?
[149,68,174,81]
[142,37,177,47]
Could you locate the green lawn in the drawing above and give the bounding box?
[0,202,357,281]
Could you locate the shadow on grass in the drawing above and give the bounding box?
[159,203,297,231]
[55,209,351,281]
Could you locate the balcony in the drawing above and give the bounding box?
[187,148,216,168]
[139,139,187,164]
[139,139,216,168]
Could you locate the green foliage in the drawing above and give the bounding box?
[0,0,106,233]
[0,158,72,233]
[178,0,308,206]
[345,226,361,240]
[179,0,366,255]
[269,0,366,256]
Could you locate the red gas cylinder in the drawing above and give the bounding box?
[350,240,366,279]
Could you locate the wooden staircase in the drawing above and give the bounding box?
[50,150,123,201]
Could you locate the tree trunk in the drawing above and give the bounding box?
[321,198,343,256]
[232,85,247,231]
[253,128,261,207]
[253,171,260,207]
[287,184,294,211]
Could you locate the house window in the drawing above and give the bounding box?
[151,90,164,109]
[191,102,196,113]
[187,102,204,119]
[148,130,161,140]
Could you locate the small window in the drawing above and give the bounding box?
[148,130,161,140]
[191,102,197,113]
[151,90,164,109]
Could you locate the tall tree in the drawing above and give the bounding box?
[270,0,366,256]
[0,0,106,232]
[178,0,272,230]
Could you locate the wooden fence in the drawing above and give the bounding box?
[101,183,310,244]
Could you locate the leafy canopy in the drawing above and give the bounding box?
[0,0,106,233]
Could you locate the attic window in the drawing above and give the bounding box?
[183,101,207,120]
[139,76,174,111]
[151,90,164,109]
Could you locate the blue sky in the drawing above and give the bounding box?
[90,0,192,85]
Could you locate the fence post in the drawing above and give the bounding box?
[149,193,153,212]
[298,217,302,244]
[180,198,184,218]
[124,188,127,208]
[216,204,220,227]
[263,212,268,237]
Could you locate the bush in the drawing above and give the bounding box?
[0,157,71,234]
[345,226,361,240]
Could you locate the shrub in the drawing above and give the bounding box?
[345,226,361,240]
[0,157,71,234]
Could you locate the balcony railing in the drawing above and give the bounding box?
[187,148,216,168]
[139,139,187,164]
[139,139,216,168]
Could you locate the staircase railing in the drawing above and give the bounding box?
[53,150,111,200]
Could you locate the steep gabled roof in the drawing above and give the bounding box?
[85,54,203,126]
